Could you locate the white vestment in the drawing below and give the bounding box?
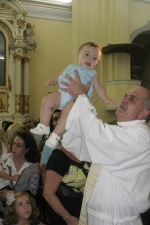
[62,95,150,225]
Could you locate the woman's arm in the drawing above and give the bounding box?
[0,171,19,181]
[43,170,78,225]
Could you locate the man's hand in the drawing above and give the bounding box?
[60,70,91,100]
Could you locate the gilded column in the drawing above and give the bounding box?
[23,57,30,113]
[14,53,23,114]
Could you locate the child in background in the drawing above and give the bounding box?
[30,42,116,148]
[0,137,12,161]
[0,162,19,190]
[3,191,45,225]
[0,141,19,190]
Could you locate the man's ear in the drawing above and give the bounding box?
[138,109,150,120]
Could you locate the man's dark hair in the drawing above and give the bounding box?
[50,109,62,132]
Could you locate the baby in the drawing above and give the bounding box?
[30,42,116,147]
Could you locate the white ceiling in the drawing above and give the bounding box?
[19,0,72,22]
[19,0,72,7]
[40,0,72,4]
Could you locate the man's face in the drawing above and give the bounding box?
[53,111,61,128]
[115,87,149,122]
[22,117,35,130]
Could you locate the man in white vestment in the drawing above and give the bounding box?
[61,71,150,225]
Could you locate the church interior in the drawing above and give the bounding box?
[0,1,150,224]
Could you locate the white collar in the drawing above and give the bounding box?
[5,156,30,167]
[117,120,146,127]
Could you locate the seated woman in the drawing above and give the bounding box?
[0,124,27,162]
[0,131,40,214]
[5,124,28,148]
[43,145,90,225]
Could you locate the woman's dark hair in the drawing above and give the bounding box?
[3,121,14,133]
[15,131,39,163]
[50,109,62,133]
[2,120,8,128]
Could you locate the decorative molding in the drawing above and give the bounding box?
[7,20,14,27]
[19,0,72,22]
[8,75,12,91]
[135,0,150,3]
[0,91,9,113]
[23,45,35,52]
[23,95,29,113]
[19,0,72,9]
[26,13,72,22]
[17,18,26,28]
[0,21,13,44]
[13,53,23,60]
[23,49,32,60]
[23,57,30,63]
[15,94,22,113]
[0,1,14,12]
[0,1,29,121]
[130,21,150,42]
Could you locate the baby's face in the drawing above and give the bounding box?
[77,45,101,70]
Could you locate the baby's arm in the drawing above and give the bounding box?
[0,171,19,181]
[93,75,116,105]
[45,72,62,87]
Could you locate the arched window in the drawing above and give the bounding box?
[0,31,6,85]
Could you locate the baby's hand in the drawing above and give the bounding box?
[104,98,116,105]
[45,79,54,87]
[12,174,19,181]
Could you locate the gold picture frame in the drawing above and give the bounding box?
[0,91,8,112]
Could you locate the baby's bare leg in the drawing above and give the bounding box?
[45,99,74,147]
[53,99,74,136]
[40,92,61,126]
